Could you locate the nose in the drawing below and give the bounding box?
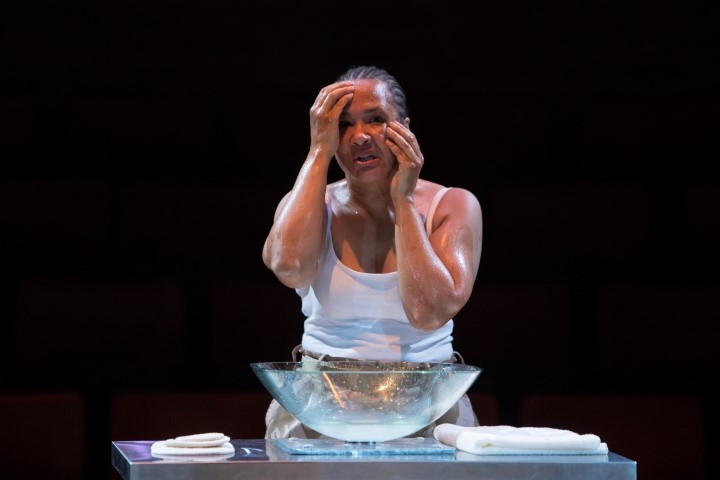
[350,123,371,145]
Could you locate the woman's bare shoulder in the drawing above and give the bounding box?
[417,180,478,204]
[326,180,348,203]
[416,179,446,201]
[421,181,482,227]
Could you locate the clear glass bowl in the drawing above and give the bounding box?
[251,360,482,443]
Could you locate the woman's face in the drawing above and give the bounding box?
[334,79,400,184]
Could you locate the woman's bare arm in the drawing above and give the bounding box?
[394,187,483,331]
[262,82,355,288]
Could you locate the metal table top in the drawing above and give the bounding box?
[112,439,636,480]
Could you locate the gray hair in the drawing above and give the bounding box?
[336,65,409,120]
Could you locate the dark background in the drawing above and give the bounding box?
[1,1,718,479]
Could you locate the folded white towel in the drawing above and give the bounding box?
[433,424,609,455]
[151,432,235,456]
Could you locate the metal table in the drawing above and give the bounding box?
[112,439,636,480]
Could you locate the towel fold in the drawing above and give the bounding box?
[151,432,235,456]
[433,424,609,456]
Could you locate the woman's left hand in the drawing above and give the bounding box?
[385,120,424,199]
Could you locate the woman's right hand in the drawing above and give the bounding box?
[308,81,355,159]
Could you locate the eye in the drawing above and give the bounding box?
[369,115,385,124]
[338,120,351,129]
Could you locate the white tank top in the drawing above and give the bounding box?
[297,187,454,362]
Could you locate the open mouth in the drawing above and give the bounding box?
[354,154,377,164]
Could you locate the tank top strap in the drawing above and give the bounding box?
[425,187,452,234]
[324,193,334,251]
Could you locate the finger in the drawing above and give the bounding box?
[330,91,353,117]
[386,130,421,166]
[385,138,419,170]
[387,122,422,158]
[313,82,354,110]
[323,83,354,105]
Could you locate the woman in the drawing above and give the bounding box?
[261,65,483,439]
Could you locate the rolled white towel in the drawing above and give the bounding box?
[434,424,609,455]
